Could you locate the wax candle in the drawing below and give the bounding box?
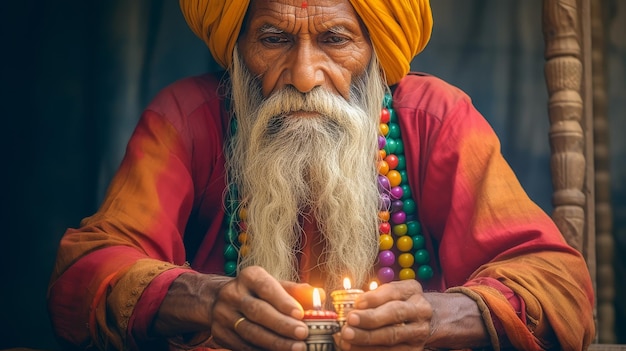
[303,288,339,351]
[330,278,364,327]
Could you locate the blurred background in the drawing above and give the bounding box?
[1,1,624,349]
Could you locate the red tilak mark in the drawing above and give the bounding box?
[301,1,308,9]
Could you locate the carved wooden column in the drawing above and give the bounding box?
[542,0,594,256]
[591,0,615,343]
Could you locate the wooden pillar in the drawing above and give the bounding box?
[591,0,615,343]
[542,0,597,336]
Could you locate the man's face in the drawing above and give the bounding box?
[237,0,373,100]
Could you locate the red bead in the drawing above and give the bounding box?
[384,155,399,170]
[379,222,391,234]
[380,108,391,123]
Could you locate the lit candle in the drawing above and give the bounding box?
[369,281,378,291]
[330,278,364,327]
[302,288,339,351]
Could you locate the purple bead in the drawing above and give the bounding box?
[377,267,395,283]
[390,211,406,224]
[390,186,404,200]
[378,250,395,266]
[391,200,404,212]
[378,135,387,149]
[379,193,391,210]
[377,175,391,192]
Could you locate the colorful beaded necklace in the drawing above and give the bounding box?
[222,93,434,283]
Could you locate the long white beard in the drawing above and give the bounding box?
[226,47,388,290]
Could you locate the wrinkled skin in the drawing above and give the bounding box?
[154,0,490,349]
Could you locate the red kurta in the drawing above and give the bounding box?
[48,73,594,350]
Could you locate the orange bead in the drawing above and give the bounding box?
[379,123,389,136]
[378,149,387,160]
[387,170,402,187]
[378,160,389,175]
[378,211,390,222]
[398,253,414,268]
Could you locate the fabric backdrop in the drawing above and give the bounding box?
[1,0,624,349]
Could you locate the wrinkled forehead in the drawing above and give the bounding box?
[242,0,367,37]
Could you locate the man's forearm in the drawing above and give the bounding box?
[152,272,232,337]
[424,292,491,349]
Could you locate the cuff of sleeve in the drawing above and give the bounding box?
[445,286,501,351]
[122,263,193,348]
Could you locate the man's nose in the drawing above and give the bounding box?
[284,41,326,93]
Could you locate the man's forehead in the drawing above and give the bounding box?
[246,0,362,33]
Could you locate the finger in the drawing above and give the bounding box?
[238,294,308,340]
[233,316,308,351]
[340,322,429,348]
[282,281,327,311]
[355,280,423,309]
[348,294,432,330]
[239,267,304,319]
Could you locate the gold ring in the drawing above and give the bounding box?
[233,316,246,331]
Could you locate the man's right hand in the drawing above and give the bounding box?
[153,266,309,351]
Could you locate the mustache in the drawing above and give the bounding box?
[252,86,361,138]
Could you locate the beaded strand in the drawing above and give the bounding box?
[376,93,433,283]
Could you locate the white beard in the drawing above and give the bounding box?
[225,47,388,290]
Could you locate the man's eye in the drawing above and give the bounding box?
[261,36,288,45]
[325,35,349,45]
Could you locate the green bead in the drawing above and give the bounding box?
[401,184,412,199]
[395,139,404,154]
[414,249,430,264]
[389,108,398,123]
[392,224,408,236]
[399,171,409,185]
[412,235,425,249]
[224,261,238,276]
[230,118,238,135]
[224,244,238,261]
[397,155,406,170]
[407,221,422,237]
[388,123,401,139]
[225,227,239,243]
[384,139,397,155]
[383,93,393,109]
[403,199,417,215]
[418,265,434,280]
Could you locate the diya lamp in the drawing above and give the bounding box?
[303,288,339,351]
[330,278,364,327]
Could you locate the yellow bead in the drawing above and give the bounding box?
[399,268,416,280]
[238,232,248,244]
[398,253,414,268]
[387,170,402,187]
[379,123,389,136]
[379,234,394,250]
[396,235,413,252]
[239,207,247,221]
[378,160,389,175]
[240,245,250,257]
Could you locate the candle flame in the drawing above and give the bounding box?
[343,277,352,290]
[312,288,322,310]
[369,281,378,291]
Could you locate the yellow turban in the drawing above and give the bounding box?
[179,0,433,86]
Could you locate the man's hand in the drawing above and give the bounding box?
[337,280,490,350]
[154,266,311,351]
[210,266,309,350]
